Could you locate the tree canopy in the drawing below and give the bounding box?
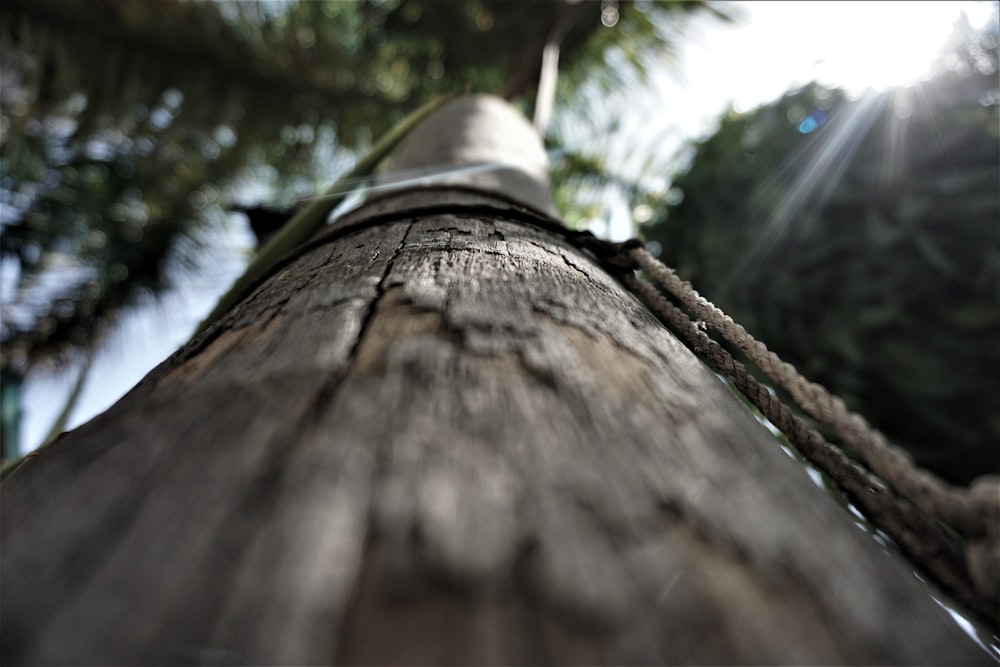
[0,0,723,379]
[641,15,1000,485]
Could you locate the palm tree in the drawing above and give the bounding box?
[0,94,981,664]
[0,0,721,457]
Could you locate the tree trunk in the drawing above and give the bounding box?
[0,97,982,665]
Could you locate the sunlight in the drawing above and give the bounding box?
[745,1,996,95]
[706,1,998,294]
[813,3,971,90]
[718,93,887,296]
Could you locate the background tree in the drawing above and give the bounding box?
[641,16,1000,485]
[0,0,724,456]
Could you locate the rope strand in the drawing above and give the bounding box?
[626,247,997,528]
[610,243,999,614]
[622,272,998,622]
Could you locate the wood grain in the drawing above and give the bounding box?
[0,190,982,664]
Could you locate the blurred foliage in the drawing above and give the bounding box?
[1,91,248,364]
[0,0,720,376]
[641,16,1000,485]
[1,0,720,146]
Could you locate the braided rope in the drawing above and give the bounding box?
[623,273,997,621]
[613,244,999,609]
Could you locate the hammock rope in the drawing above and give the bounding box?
[572,234,999,623]
[525,17,998,599]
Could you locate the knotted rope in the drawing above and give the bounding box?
[581,236,999,624]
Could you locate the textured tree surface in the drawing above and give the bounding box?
[0,189,982,664]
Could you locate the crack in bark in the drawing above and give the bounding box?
[211,222,417,661]
[347,223,414,362]
[305,221,415,426]
[524,238,611,292]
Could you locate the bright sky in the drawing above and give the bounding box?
[19,0,998,453]
[704,1,994,107]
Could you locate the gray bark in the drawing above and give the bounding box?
[1,95,985,663]
[0,187,983,664]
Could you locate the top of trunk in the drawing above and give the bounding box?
[376,94,558,218]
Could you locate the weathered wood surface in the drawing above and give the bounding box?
[1,190,983,664]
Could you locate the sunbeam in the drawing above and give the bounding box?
[718,92,888,298]
[879,86,914,192]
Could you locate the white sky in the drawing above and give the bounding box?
[694,1,994,108]
[18,0,999,452]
